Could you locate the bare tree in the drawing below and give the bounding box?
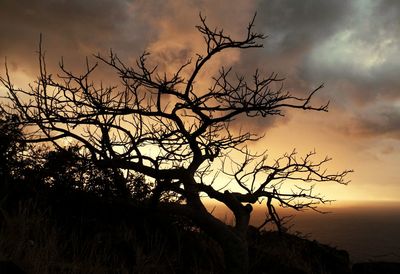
[0,15,351,274]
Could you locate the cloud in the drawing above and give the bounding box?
[0,0,156,74]
[1,0,400,142]
[235,0,400,140]
[0,0,258,81]
[135,0,258,86]
[301,0,400,99]
[348,104,400,140]
[257,0,351,52]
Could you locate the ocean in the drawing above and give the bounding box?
[286,203,400,263]
[210,201,400,263]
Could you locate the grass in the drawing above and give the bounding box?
[0,196,225,274]
[0,183,350,274]
[0,200,129,273]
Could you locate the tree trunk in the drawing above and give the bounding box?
[193,209,250,274]
[159,201,250,273]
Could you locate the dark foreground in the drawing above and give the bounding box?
[1,188,399,274]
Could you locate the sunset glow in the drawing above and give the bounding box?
[1,0,399,204]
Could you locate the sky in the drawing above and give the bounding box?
[0,0,399,203]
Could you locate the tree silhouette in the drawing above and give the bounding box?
[1,15,351,274]
[0,112,26,189]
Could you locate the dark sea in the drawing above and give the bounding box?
[256,202,400,263]
[211,201,400,263]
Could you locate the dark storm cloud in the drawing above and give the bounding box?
[299,0,400,96]
[300,0,400,141]
[0,0,151,72]
[242,0,400,140]
[231,0,354,109]
[1,0,399,141]
[256,0,352,53]
[0,0,256,74]
[228,1,354,130]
